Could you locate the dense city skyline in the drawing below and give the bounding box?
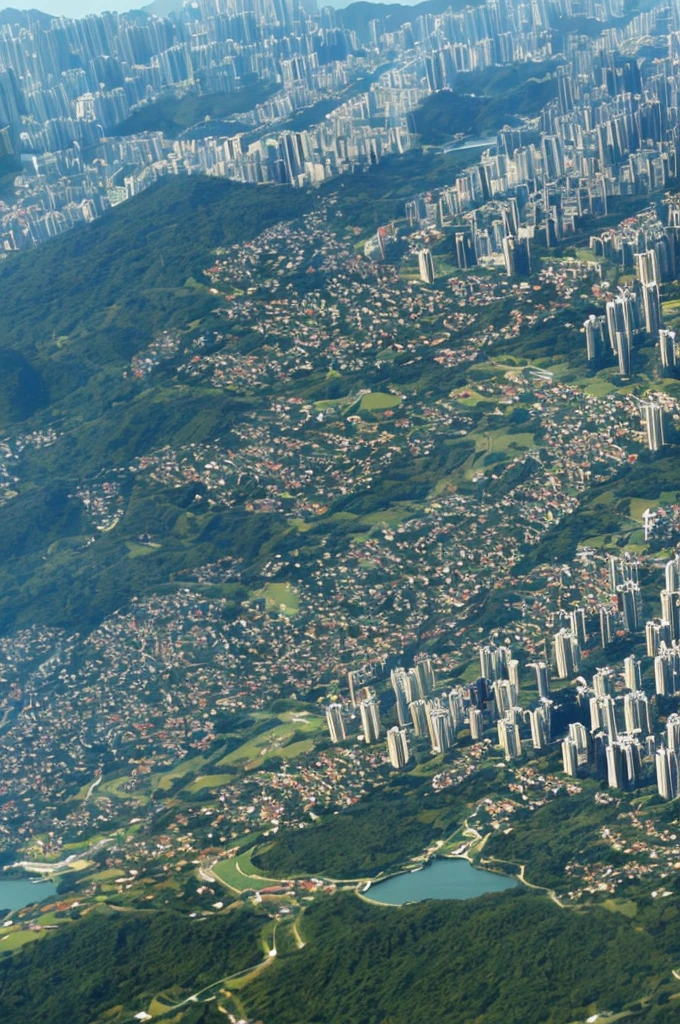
[1,0,680,1019]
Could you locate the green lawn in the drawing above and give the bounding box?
[474,429,535,454]
[125,541,160,559]
[183,773,235,795]
[277,739,315,761]
[254,582,300,617]
[575,247,599,263]
[583,377,616,397]
[0,929,49,951]
[452,389,489,406]
[602,898,638,918]
[152,753,213,792]
[218,714,323,769]
[359,392,402,411]
[212,851,283,892]
[98,775,137,800]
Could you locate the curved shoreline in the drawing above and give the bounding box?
[358,855,519,906]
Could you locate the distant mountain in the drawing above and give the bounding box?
[0,6,53,25]
[337,0,482,40]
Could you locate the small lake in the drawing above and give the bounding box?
[367,858,517,905]
[0,878,57,915]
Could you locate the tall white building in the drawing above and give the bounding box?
[528,705,550,750]
[469,707,484,740]
[623,653,642,690]
[667,713,680,754]
[659,328,677,371]
[447,687,465,731]
[642,400,665,452]
[553,628,580,679]
[359,698,381,744]
[410,699,430,737]
[665,554,680,594]
[325,702,346,744]
[656,747,679,801]
[623,690,652,736]
[498,715,522,760]
[386,726,410,769]
[492,679,519,716]
[418,247,435,285]
[646,618,671,657]
[530,660,550,698]
[562,737,579,776]
[429,706,454,754]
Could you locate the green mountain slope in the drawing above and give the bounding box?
[0,907,262,1024]
[0,175,311,421]
[245,890,680,1024]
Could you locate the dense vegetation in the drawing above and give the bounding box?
[245,890,680,1024]
[6,887,680,1024]
[254,768,498,878]
[0,175,311,418]
[484,789,623,890]
[0,175,317,631]
[324,146,484,229]
[111,81,275,138]
[0,145,487,634]
[412,62,559,145]
[0,907,262,1024]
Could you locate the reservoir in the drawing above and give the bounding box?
[367,858,517,905]
[0,878,57,914]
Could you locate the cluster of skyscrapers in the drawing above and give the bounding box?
[402,1,680,283]
[327,547,680,804]
[326,645,557,768]
[0,0,678,250]
[584,223,679,384]
[557,552,680,800]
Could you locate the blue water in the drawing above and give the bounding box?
[0,878,57,914]
[368,857,517,905]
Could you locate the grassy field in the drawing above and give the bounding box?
[473,428,535,454]
[98,775,141,800]
[602,898,638,918]
[359,392,402,411]
[0,929,49,951]
[451,388,490,406]
[212,851,283,892]
[629,492,679,519]
[254,582,300,617]
[218,713,323,769]
[583,377,617,397]
[575,247,599,263]
[276,739,315,760]
[183,773,235,795]
[125,540,160,559]
[152,752,214,793]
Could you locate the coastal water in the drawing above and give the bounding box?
[367,858,517,905]
[0,878,57,914]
